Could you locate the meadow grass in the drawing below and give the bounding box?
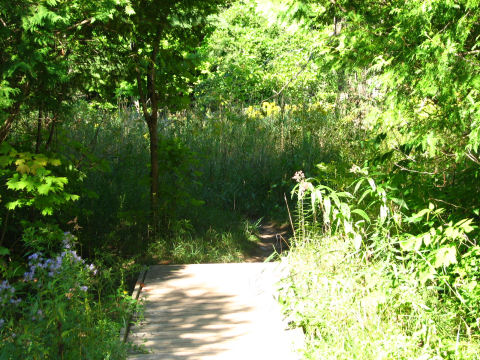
[279,232,480,359]
[68,100,344,264]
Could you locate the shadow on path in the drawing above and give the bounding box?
[128,264,298,360]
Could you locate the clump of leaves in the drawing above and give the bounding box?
[0,233,135,359]
[0,143,78,216]
[282,167,480,358]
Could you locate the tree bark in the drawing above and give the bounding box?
[134,35,161,230]
[147,40,160,229]
[0,103,20,144]
[147,115,159,228]
[45,115,57,151]
[35,108,43,153]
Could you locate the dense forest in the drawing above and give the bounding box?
[1,0,480,358]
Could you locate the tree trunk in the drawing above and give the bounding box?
[147,39,160,231]
[133,35,161,232]
[45,115,57,151]
[147,114,159,231]
[0,103,20,144]
[35,108,43,153]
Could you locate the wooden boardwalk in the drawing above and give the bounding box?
[127,263,302,360]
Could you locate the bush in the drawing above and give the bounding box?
[0,233,135,360]
[279,167,480,359]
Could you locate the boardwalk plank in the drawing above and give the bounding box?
[127,263,301,360]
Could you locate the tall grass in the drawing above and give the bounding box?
[59,100,347,263]
[279,172,480,359]
[280,234,480,359]
[163,102,344,218]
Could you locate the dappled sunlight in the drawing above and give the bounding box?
[128,263,301,360]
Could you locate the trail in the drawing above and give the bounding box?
[127,263,302,359]
[244,222,291,263]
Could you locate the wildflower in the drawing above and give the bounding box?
[300,181,314,193]
[71,251,82,263]
[87,264,97,275]
[63,232,74,250]
[350,164,368,175]
[10,298,21,305]
[79,286,88,292]
[28,253,41,262]
[32,309,44,321]
[0,280,10,291]
[292,170,305,183]
[24,271,34,282]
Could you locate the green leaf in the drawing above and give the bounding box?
[16,162,29,174]
[455,218,474,233]
[358,188,372,203]
[329,191,341,209]
[49,159,61,166]
[423,232,433,246]
[6,200,21,210]
[353,178,365,194]
[0,246,9,256]
[434,246,457,268]
[340,202,351,219]
[324,197,331,219]
[390,197,408,210]
[400,235,422,251]
[352,208,371,223]
[336,192,353,198]
[37,183,52,195]
[353,233,362,250]
[0,155,14,168]
[125,4,135,15]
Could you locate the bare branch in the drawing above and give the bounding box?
[394,162,437,175]
[260,48,317,104]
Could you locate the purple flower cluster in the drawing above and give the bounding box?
[0,280,15,294]
[63,232,74,249]
[87,263,97,276]
[0,280,21,307]
[23,233,97,283]
[31,309,44,321]
[24,250,95,281]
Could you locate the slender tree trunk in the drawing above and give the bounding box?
[147,39,160,230]
[45,115,56,151]
[0,103,20,143]
[35,108,43,153]
[134,35,161,232]
[147,114,159,229]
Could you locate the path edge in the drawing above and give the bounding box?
[121,266,148,343]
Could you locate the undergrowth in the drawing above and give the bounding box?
[280,170,480,359]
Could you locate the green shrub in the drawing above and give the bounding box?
[0,233,135,359]
[280,167,480,359]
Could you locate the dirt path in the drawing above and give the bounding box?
[244,222,291,262]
